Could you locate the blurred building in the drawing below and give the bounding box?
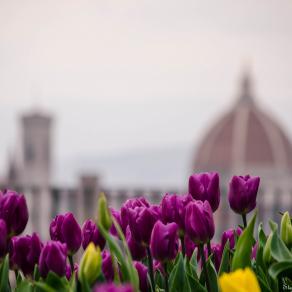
[2,70,292,237]
[3,112,166,238]
[194,71,292,232]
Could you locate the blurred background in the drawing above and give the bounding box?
[0,0,292,238]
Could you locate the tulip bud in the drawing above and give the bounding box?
[0,219,7,257]
[101,250,114,282]
[134,261,148,292]
[220,227,242,252]
[9,232,43,276]
[188,172,220,212]
[120,197,150,231]
[97,193,112,231]
[263,233,272,265]
[109,208,124,236]
[79,242,102,285]
[185,200,215,244]
[126,227,146,261]
[161,193,193,232]
[184,234,196,259]
[39,241,67,278]
[50,212,82,255]
[150,221,179,262]
[198,243,222,271]
[251,242,258,260]
[280,211,292,248]
[128,206,159,246]
[93,283,134,292]
[228,175,260,215]
[82,219,105,250]
[0,190,29,236]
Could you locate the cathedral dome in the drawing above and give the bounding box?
[194,72,292,177]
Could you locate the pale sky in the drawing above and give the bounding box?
[1,0,292,187]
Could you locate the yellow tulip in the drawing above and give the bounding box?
[219,268,261,292]
[280,211,292,248]
[79,242,102,285]
[97,192,112,231]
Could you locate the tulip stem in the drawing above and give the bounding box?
[164,263,169,292]
[207,241,212,257]
[146,247,155,292]
[199,244,211,292]
[242,214,247,229]
[180,235,185,257]
[68,255,74,274]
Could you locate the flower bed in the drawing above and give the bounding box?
[0,172,291,292]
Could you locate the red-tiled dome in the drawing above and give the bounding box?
[194,73,292,176]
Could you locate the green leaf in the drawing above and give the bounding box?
[270,229,292,262]
[258,223,267,247]
[169,253,187,292]
[268,261,292,280]
[44,272,69,290]
[33,264,40,281]
[256,223,268,272]
[185,250,199,280]
[269,220,278,232]
[206,258,218,292]
[186,274,207,292]
[256,266,272,292]
[154,270,164,289]
[257,275,273,292]
[218,240,230,276]
[0,254,9,292]
[98,222,137,287]
[232,211,257,271]
[15,280,34,292]
[69,273,77,292]
[33,283,56,292]
[79,274,91,292]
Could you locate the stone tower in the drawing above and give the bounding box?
[20,112,52,189]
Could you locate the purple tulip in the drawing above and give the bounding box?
[109,208,124,236]
[198,243,222,272]
[93,283,133,292]
[66,263,71,280]
[102,250,114,282]
[189,172,220,212]
[184,234,196,259]
[0,190,28,235]
[207,243,222,272]
[161,193,193,232]
[50,212,82,254]
[150,221,179,262]
[252,242,258,260]
[228,175,260,214]
[120,197,150,230]
[128,206,159,246]
[9,233,43,275]
[153,260,164,274]
[66,262,79,280]
[126,227,146,261]
[0,219,7,257]
[134,261,148,292]
[220,227,242,252]
[185,200,215,244]
[39,241,67,278]
[82,219,105,250]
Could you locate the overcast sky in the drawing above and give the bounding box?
[1,0,292,186]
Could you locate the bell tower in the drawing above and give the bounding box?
[20,112,52,189]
